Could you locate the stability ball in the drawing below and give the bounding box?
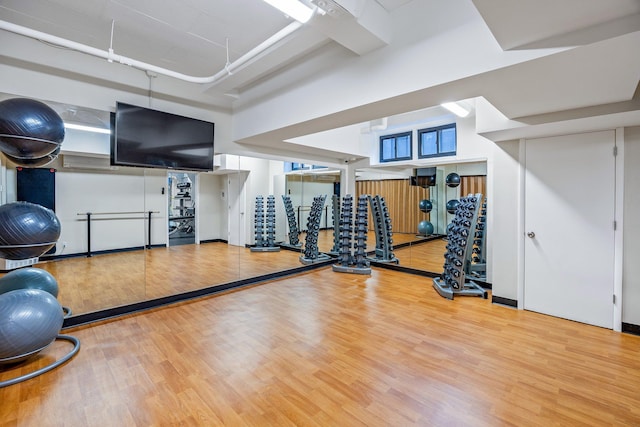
[0,202,61,259]
[0,267,59,297]
[0,289,63,364]
[419,199,433,213]
[0,98,64,159]
[4,146,60,168]
[446,172,461,187]
[417,220,434,236]
[446,199,460,214]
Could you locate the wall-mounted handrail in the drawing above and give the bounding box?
[76,211,160,257]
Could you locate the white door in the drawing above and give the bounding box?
[227,172,247,247]
[524,131,615,328]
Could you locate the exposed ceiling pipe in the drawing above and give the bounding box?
[0,19,304,85]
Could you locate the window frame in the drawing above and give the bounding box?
[379,131,413,163]
[417,123,457,159]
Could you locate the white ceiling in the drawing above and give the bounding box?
[0,0,639,164]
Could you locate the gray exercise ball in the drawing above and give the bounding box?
[0,289,63,364]
[0,267,59,297]
[0,98,64,159]
[0,202,61,259]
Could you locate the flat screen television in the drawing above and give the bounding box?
[111,102,215,171]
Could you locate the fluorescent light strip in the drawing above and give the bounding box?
[263,0,315,23]
[441,102,470,118]
[64,123,111,135]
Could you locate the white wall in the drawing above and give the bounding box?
[55,167,148,255]
[623,126,640,325]
[285,178,335,232]
[0,58,233,155]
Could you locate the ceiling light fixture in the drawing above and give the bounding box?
[263,0,315,23]
[441,101,470,117]
[64,123,111,135]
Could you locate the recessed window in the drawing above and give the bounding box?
[380,131,412,162]
[418,124,456,158]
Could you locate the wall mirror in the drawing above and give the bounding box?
[355,161,487,277]
[0,92,489,323]
[0,100,351,321]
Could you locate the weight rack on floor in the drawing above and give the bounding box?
[281,195,301,248]
[367,195,398,264]
[467,197,487,280]
[299,195,331,264]
[433,193,487,299]
[251,195,280,252]
[332,194,371,274]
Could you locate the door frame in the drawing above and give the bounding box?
[516,129,624,331]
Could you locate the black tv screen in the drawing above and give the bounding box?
[111,102,214,171]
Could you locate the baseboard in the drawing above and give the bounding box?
[492,295,517,307]
[622,322,640,336]
[199,239,227,244]
[370,261,440,278]
[44,245,148,260]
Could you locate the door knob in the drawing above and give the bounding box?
[527,231,535,238]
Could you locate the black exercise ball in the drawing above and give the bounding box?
[0,267,59,297]
[0,289,63,364]
[0,98,64,159]
[0,202,61,259]
[446,172,461,187]
[418,199,433,213]
[446,199,460,214]
[4,146,60,168]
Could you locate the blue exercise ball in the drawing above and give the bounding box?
[0,98,64,159]
[418,199,432,213]
[446,199,460,214]
[0,289,63,364]
[417,220,434,236]
[0,202,61,259]
[4,146,60,168]
[446,172,461,187]
[0,267,59,297]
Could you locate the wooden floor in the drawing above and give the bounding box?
[5,231,443,317]
[2,267,639,426]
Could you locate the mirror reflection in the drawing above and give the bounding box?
[0,92,489,324]
[355,162,487,277]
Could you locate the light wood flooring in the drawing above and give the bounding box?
[3,232,445,317]
[2,267,639,426]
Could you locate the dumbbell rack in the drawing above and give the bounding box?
[333,195,371,274]
[467,197,487,280]
[251,195,280,252]
[281,195,301,248]
[300,195,331,264]
[329,194,341,255]
[367,195,398,263]
[433,193,487,299]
